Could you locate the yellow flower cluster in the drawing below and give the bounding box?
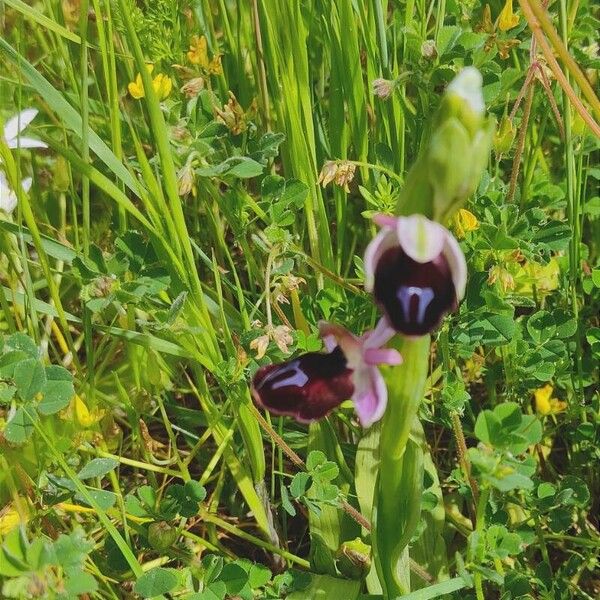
[534,384,567,416]
[453,208,479,239]
[187,35,223,74]
[128,65,172,100]
[498,0,520,32]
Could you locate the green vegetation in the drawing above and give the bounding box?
[0,0,598,598]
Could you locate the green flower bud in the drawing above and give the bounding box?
[396,67,494,224]
[336,537,371,579]
[148,521,178,551]
[493,116,516,155]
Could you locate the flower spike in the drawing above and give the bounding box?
[365,214,467,336]
[251,321,400,428]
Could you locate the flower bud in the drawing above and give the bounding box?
[421,40,438,60]
[148,521,178,551]
[493,115,516,155]
[372,78,395,100]
[397,67,494,222]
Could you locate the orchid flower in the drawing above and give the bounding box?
[0,171,32,214]
[364,213,467,336]
[3,109,47,150]
[251,319,401,428]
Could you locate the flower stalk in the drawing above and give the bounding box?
[370,68,492,597]
[373,335,430,596]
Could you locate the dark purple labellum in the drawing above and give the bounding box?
[251,347,354,422]
[373,246,457,335]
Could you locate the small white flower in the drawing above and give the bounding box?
[0,171,32,214]
[3,109,47,149]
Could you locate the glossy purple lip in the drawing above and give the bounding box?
[373,246,457,336]
[251,346,354,423]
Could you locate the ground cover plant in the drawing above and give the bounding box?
[0,0,599,598]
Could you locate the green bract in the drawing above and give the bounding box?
[397,69,495,223]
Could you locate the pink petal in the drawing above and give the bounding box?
[362,316,396,349]
[318,321,361,365]
[443,233,468,300]
[396,215,446,263]
[352,366,387,427]
[322,334,337,353]
[4,109,39,143]
[373,213,398,228]
[363,227,398,292]
[363,347,402,366]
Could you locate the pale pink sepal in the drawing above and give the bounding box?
[318,320,400,428]
[363,227,397,292]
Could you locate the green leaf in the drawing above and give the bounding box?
[77,458,119,480]
[2,333,39,359]
[527,311,556,344]
[14,359,47,401]
[184,480,207,502]
[306,450,327,471]
[75,488,117,510]
[37,365,74,415]
[290,472,311,499]
[474,410,501,446]
[64,571,98,596]
[195,581,227,600]
[0,383,17,404]
[221,563,249,594]
[280,483,296,516]
[3,404,37,444]
[0,351,31,379]
[248,563,271,588]
[134,567,179,598]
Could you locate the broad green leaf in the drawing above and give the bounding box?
[134,567,179,598]
[13,358,47,401]
[75,488,117,510]
[77,458,119,480]
[2,333,39,358]
[3,404,36,444]
[474,410,501,446]
[38,366,74,415]
[220,563,248,594]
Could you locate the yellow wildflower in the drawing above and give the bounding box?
[534,384,567,415]
[152,73,173,100]
[128,65,172,100]
[74,394,105,427]
[187,35,223,75]
[498,0,519,32]
[0,501,28,536]
[208,55,223,75]
[187,35,209,68]
[454,208,479,238]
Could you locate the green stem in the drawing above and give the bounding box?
[374,335,430,597]
[473,487,490,600]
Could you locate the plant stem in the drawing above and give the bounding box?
[507,81,534,204]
